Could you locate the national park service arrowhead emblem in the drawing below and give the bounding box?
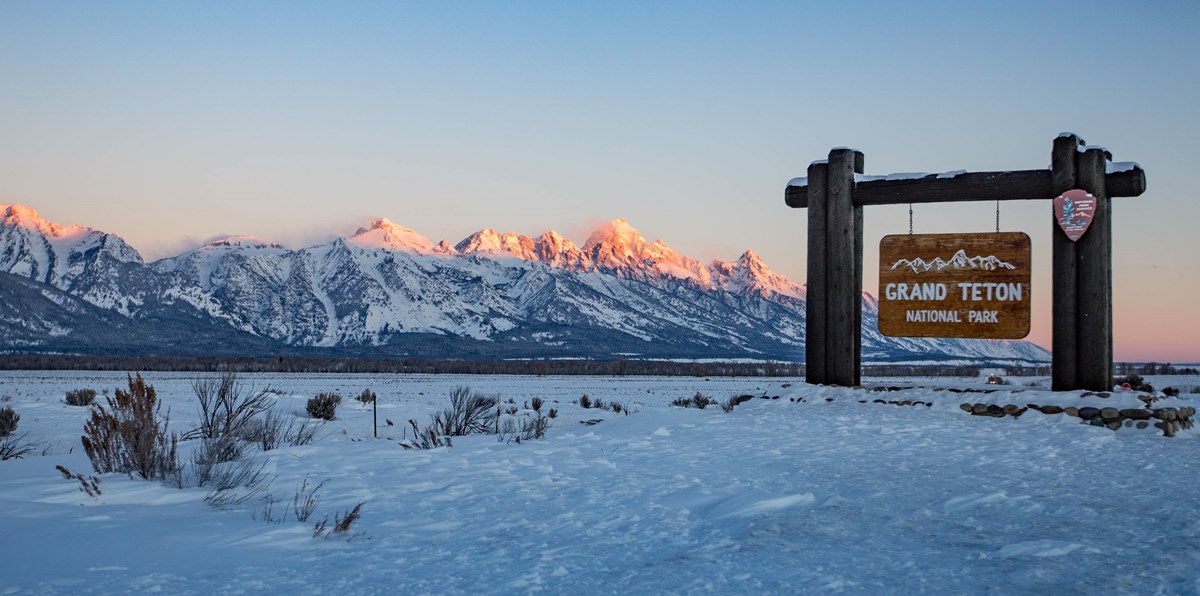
[1053,189,1096,242]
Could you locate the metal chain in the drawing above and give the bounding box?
[995,200,1000,233]
[909,204,913,235]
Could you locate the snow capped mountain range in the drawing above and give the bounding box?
[0,204,1050,363]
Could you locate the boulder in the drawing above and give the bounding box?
[1064,407,1079,417]
[1078,407,1100,420]
[1119,408,1152,420]
[1040,405,1064,415]
[959,403,973,412]
[1002,404,1021,415]
[972,403,989,415]
[1099,407,1121,421]
[1153,408,1178,421]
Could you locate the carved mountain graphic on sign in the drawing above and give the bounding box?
[890,249,1017,274]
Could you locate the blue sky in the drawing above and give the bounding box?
[2,1,1197,360]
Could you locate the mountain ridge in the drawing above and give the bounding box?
[0,204,1051,363]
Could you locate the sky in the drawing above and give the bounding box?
[1,0,1197,362]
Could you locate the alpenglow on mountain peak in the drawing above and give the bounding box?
[350,217,434,253]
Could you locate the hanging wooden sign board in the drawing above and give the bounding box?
[878,232,1031,339]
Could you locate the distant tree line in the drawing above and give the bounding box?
[1113,362,1199,376]
[17,354,1158,379]
[0,354,805,377]
[863,364,981,377]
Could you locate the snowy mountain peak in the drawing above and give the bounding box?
[584,218,654,270]
[2,204,86,239]
[432,240,457,255]
[584,218,646,250]
[738,249,766,271]
[455,229,537,260]
[349,218,433,253]
[708,249,805,300]
[534,230,589,269]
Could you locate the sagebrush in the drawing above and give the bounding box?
[65,388,97,407]
[81,374,180,480]
[0,405,18,437]
[307,392,342,420]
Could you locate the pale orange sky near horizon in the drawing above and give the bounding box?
[1,1,1197,363]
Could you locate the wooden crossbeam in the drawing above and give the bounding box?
[785,166,1146,209]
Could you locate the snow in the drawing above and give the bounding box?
[348,218,434,254]
[790,171,967,187]
[937,169,967,179]
[2,371,1198,593]
[1106,161,1141,174]
[854,172,933,183]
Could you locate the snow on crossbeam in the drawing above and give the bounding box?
[785,166,1145,208]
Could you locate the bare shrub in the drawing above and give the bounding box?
[721,394,755,413]
[306,392,342,420]
[548,408,558,419]
[203,457,272,508]
[0,432,35,460]
[518,415,548,441]
[314,502,365,538]
[401,419,450,450]
[253,493,285,524]
[356,389,376,404]
[292,476,327,522]
[671,392,714,409]
[431,386,495,437]
[530,396,544,413]
[0,406,18,436]
[611,402,623,414]
[65,389,97,407]
[334,502,364,533]
[81,374,180,480]
[579,394,591,409]
[188,370,274,440]
[189,434,246,488]
[56,465,101,497]
[243,409,320,451]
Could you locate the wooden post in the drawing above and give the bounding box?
[1076,147,1112,390]
[826,148,860,387]
[1051,134,1080,391]
[805,161,829,385]
[852,153,864,380]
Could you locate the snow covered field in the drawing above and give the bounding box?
[2,371,1198,594]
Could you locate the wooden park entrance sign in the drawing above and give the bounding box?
[879,232,1030,339]
[785,134,1146,391]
